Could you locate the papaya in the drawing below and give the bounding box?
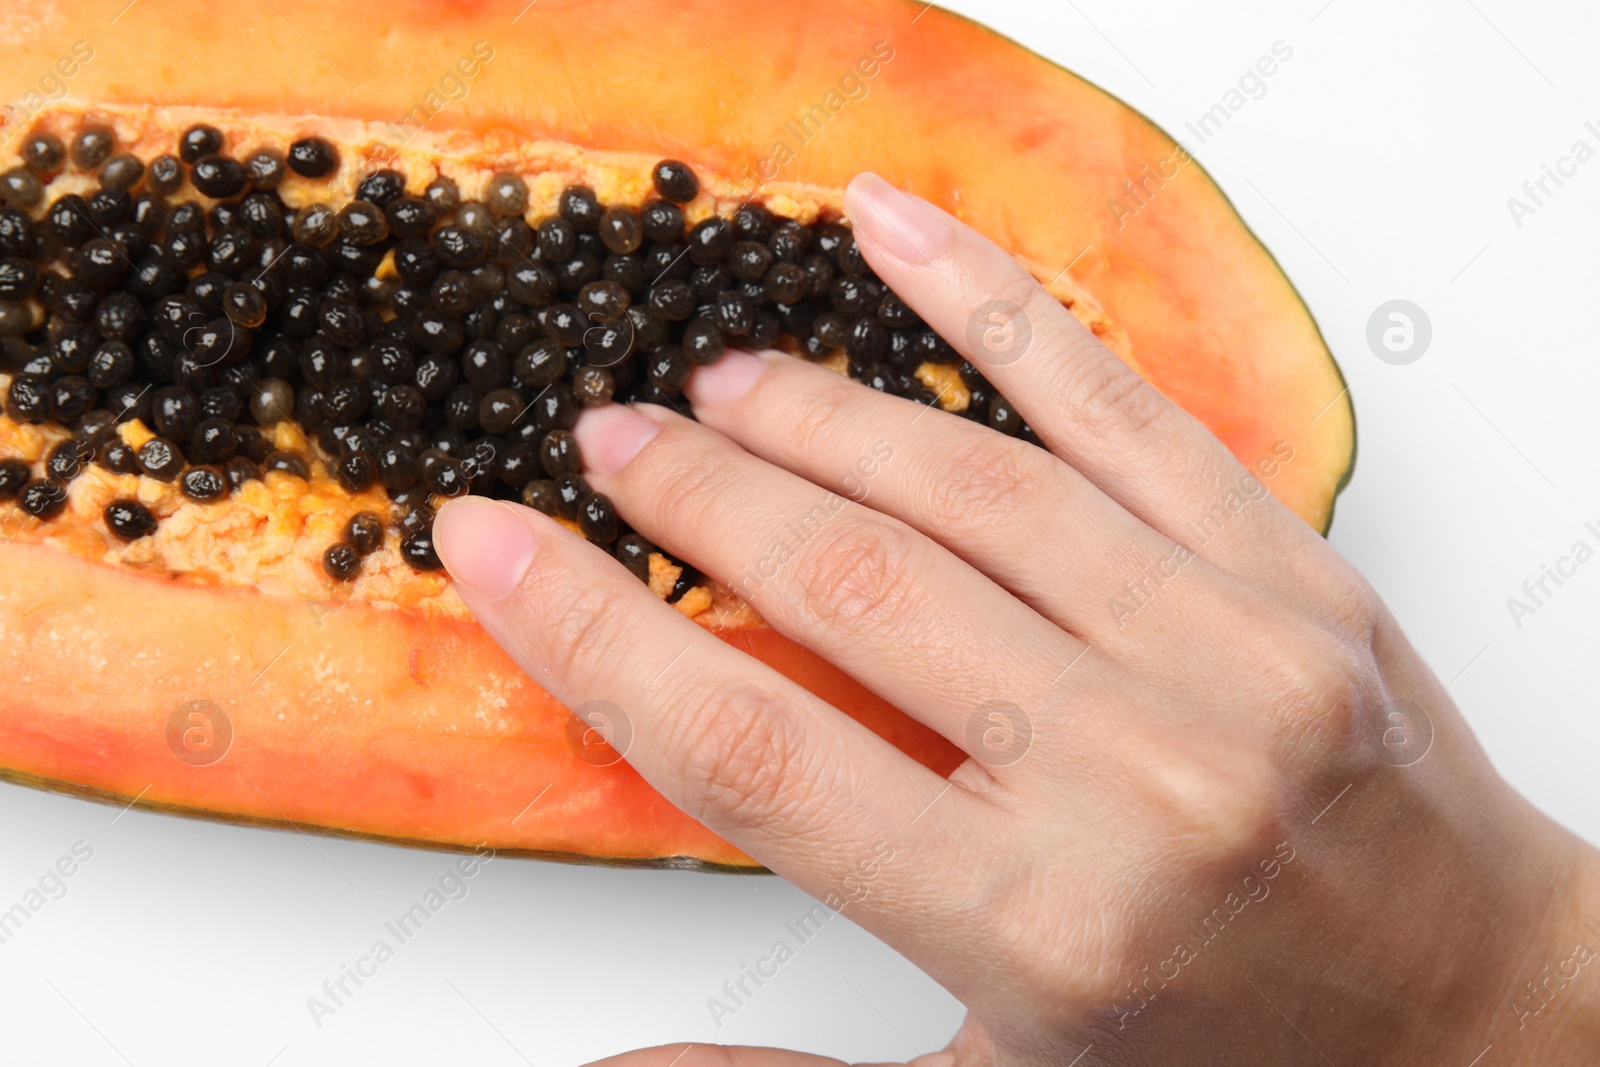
[0,0,1354,868]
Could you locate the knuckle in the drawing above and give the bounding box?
[1189,759,1290,865]
[965,272,1054,367]
[783,379,855,459]
[644,444,739,531]
[1066,355,1168,437]
[986,272,1050,323]
[1261,621,1388,775]
[963,864,1140,1006]
[1260,633,1370,741]
[927,434,1050,532]
[788,519,922,632]
[535,578,640,684]
[1137,732,1291,873]
[666,683,812,828]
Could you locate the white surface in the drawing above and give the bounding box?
[4,2,1597,1063]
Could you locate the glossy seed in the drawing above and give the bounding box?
[385,196,436,239]
[639,200,684,245]
[0,168,43,208]
[651,160,699,203]
[424,176,460,212]
[135,437,182,481]
[764,262,807,304]
[22,133,65,173]
[287,137,340,178]
[223,282,267,327]
[537,217,577,261]
[180,465,229,502]
[615,532,654,582]
[733,204,774,242]
[179,125,224,164]
[248,378,294,425]
[238,192,285,238]
[245,149,288,189]
[190,154,246,199]
[377,443,421,491]
[337,200,389,244]
[486,172,528,216]
[425,457,470,497]
[72,126,116,169]
[598,207,643,255]
[45,440,86,483]
[335,450,377,493]
[18,479,68,519]
[99,153,146,191]
[729,240,773,282]
[687,217,733,266]
[495,442,539,488]
[186,412,239,462]
[356,170,406,207]
[514,340,566,388]
[291,203,340,246]
[105,499,158,539]
[507,261,557,306]
[346,511,385,554]
[398,503,433,537]
[521,479,559,515]
[432,225,487,270]
[477,388,525,435]
[987,394,1022,435]
[559,185,602,232]
[570,300,623,354]
[646,345,691,393]
[455,201,495,235]
[322,542,361,581]
[539,429,580,477]
[578,491,620,543]
[0,459,32,498]
[0,258,39,301]
[151,386,199,442]
[714,290,753,336]
[263,450,311,479]
[572,364,615,407]
[681,318,725,365]
[146,154,184,194]
[400,529,443,570]
[225,455,262,488]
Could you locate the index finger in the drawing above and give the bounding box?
[842,173,1338,598]
[432,496,979,916]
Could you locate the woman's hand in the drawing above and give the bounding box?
[432,175,1600,1066]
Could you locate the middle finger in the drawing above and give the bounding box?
[683,348,1186,645]
[572,402,1082,753]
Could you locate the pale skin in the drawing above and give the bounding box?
[432,174,1600,1066]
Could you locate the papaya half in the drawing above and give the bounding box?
[0,0,1354,868]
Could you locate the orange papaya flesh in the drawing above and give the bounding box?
[0,0,1353,868]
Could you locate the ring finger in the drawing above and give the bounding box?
[571,402,1085,754]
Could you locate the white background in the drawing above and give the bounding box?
[3,1,1598,1063]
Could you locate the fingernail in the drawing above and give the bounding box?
[433,497,538,601]
[844,172,950,264]
[572,403,661,475]
[686,349,766,409]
